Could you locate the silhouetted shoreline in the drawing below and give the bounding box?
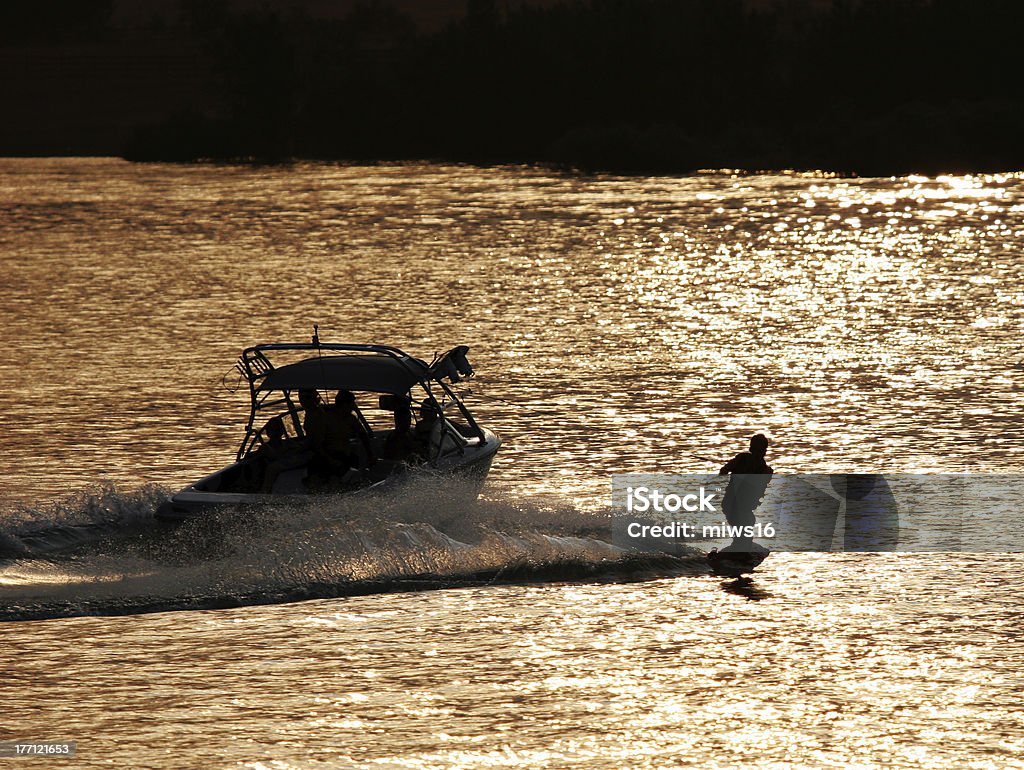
[3,0,1023,176]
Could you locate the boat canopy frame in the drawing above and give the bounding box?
[233,342,486,462]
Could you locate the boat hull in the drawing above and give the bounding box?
[156,432,500,522]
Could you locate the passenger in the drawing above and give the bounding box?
[382,399,415,462]
[251,416,290,493]
[298,388,333,484]
[298,388,327,450]
[324,389,375,472]
[258,415,287,455]
[718,433,773,551]
[411,399,441,462]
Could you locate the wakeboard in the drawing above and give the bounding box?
[707,547,770,577]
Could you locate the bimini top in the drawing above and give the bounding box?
[257,354,429,395]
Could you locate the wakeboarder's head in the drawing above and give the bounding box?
[750,433,770,457]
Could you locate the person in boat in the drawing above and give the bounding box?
[250,415,291,493]
[298,388,327,446]
[323,390,375,473]
[382,398,415,463]
[718,433,773,551]
[298,388,333,484]
[410,398,441,461]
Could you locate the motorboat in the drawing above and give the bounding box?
[156,334,500,521]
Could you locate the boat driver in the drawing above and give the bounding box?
[324,390,375,472]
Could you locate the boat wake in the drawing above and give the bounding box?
[0,479,706,621]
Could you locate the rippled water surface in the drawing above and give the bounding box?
[1,159,1022,768]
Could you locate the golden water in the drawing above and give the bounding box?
[1,159,1022,768]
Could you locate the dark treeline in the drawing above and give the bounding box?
[85,0,1024,172]
[0,2,115,43]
